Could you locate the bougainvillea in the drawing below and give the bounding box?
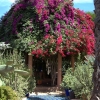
[0,0,95,57]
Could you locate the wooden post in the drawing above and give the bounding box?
[28,54,33,75]
[25,52,28,65]
[57,53,62,87]
[71,55,75,71]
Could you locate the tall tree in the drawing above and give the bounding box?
[91,0,100,100]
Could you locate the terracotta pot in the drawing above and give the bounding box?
[37,80,42,85]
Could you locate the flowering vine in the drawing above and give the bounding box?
[0,0,95,57]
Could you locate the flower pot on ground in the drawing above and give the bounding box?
[37,80,42,85]
[65,89,75,99]
[36,75,42,85]
[65,89,70,97]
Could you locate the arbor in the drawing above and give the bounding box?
[91,0,100,100]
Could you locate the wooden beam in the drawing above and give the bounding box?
[57,53,62,87]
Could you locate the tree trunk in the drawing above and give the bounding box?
[91,0,100,100]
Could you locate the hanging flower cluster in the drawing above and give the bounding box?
[0,0,95,57]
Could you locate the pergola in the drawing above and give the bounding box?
[0,0,95,87]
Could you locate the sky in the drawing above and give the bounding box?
[0,0,94,18]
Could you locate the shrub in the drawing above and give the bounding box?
[61,55,94,100]
[0,43,36,98]
[28,76,36,93]
[0,86,18,100]
[0,50,36,98]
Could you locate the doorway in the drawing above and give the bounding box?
[34,58,52,86]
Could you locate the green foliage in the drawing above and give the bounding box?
[28,76,36,93]
[0,42,36,97]
[0,79,5,86]
[62,57,71,75]
[0,86,18,100]
[1,50,29,97]
[4,75,29,98]
[0,49,35,98]
[61,55,94,99]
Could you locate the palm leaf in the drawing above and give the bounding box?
[0,65,7,71]
[5,66,14,72]
[6,60,13,65]
[14,70,30,76]
[12,64,22,68]
[0,65,14,73]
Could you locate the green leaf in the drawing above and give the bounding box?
[6,60,13,65]
[0,79,5,86]
[14,70,30,76]
[12,65,22,68]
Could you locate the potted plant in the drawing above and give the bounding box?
[61,55,94,100]
[61,68,77,99]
